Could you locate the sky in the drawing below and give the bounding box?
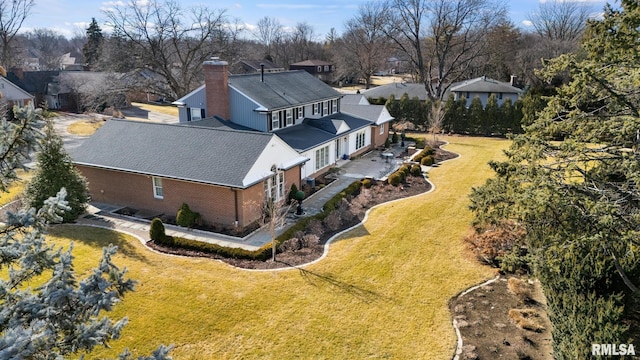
[24,0,612,40]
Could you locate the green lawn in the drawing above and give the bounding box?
[46,136,509,359]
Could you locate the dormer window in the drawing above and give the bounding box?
[313,103,319,115]
[332,100,338,114]
[271,112,280,130]
[322,101,329,116]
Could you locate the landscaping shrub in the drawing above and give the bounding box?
[324,180,361,212]
[288,184,299,204]
[420,155,434,166]
[384,138,390,148]
[301,234,320,248]
[324,211,342,231]
[149,218,166,242]
[415,138,426,149]
[391,132,399,143]
[410,164,422,176]
[176,203,200,228]
[279,237,302,252]
[464,222,526,269]
[361,178,372,188]
[388,173,402,186]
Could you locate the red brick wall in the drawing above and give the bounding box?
[77,165,301,228]
[203,59,230,120]
[371,123,389,148]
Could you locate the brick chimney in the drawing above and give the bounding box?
[203,57,229,120]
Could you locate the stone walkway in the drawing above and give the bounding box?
[83,143,412,251]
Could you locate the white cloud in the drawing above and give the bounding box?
[522,20,534,27]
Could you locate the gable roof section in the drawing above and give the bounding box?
[341,94,370,105]
[341,104,394,125]
[362,82,428,101]
[229,70,340,111]
[274,112,371,152]
[290,60,332,67]
[6,71,59,94]
[0,77,34,101]
[71,119,306,188]
[449,77,522,94]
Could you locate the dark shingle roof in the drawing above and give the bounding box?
[71,119,278,188]
[229,70,340,111]
[290,60,332,66]
[274,112,371,151]
[362,82,428,101]
[449,77,522,94]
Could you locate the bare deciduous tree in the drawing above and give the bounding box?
[104,0,230,99]
[529,0,591,42]
[254,16,284,59]
[335,1,391,89]
[25,29,66,70]
[384,0,507,101]
[0,0,34,67]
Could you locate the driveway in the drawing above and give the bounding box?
[120,105,178,124]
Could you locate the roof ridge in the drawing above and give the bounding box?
[109,118,274,137]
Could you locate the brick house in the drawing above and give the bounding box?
[73,58,393,230]
[289,59,334,83]
[71,120,307,229]
[173,58,393,179]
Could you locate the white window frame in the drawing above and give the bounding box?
[285,109,293,126]
[322,101,329,116]
[379,123,385,135]
[317,66,322,72]
[332,99,338,114]
[324,65,330,72]
[313,103,319,115]
[265,165,285,200]
[315,145,330,171]
[271,111,280,130]
[190,107,202,121]
[296,106,304,120]
[356,131,366,150]
[152,177,163,199]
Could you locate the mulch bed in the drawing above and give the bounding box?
[147,145,458,269]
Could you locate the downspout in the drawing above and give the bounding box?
[233,188,239,227]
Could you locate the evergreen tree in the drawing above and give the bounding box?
[0,106,171,358]
[24,120,88,223]
[442,94,457,133]
[470,1,640,357]
[483,94,499,135]
[82,18,103,69]
[498,97,514,134]
[467,96,484,135]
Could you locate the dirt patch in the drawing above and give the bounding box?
[147,146,457,269]
[450,276,554,360]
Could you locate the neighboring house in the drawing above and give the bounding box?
[71,120,307,229]
[0,75,34,108]
[449,76,522,107]
[237,59,284,74]
[7,69,126,110]
[173,58,393,178]
[289,60,334,83]
[362,82,428,102]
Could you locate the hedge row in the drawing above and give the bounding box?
[149,178,369,259]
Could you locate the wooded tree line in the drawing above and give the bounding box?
[0,0,596,102]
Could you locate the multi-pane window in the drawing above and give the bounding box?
[313,103,319,115]
[315,145,330,170]
[355,131,366,150]
[379,123,385,135]
[332,100,338,114]
[286,109,293,126]
[322,101,329,115]
[152,177,163,199]
[271,112,280,130]
[265,166,285,200]
[296,106,304,120]
[324,65,330,72]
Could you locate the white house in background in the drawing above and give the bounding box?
[173,59,393,179]
[0,76,34,108]
[449,76,522,107]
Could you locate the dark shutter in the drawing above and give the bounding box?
[186,108,191,121]
[201,108,206,119]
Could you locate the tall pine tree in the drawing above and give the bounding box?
[470,1,640,357]
[24,120,88,222]
[83,18,103,69]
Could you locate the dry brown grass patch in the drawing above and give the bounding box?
[508,308,546,332]
[507,277,533,303]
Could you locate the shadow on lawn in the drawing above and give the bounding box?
[279,260,391,304]
[50,224,149,263]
